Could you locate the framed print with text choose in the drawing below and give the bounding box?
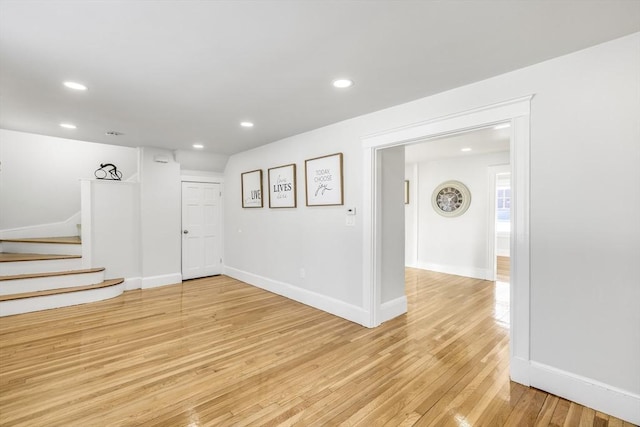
[305,153,343,206]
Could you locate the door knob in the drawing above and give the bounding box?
[183,230,189,234]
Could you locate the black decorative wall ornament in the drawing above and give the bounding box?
[95,163,122,180]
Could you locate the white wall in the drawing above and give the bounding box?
[224,33,640,421]
[409,151,509,279]
[0,132,192,289]
[379,146,405,304]
[86,180,140,284]
[174,149,229,172]
[0,129,137,230]
[224,131,364,310]
[139,147,182,287]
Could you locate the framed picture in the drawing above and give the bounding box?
[305,153,344,206]
[405,180,410,204]
[241,169,263,208]
[268,163,297,208]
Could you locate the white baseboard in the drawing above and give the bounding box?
[124,277,142,291]
[224,266,368,326]
[509,356,531,386]
[141,273,182,289]
[530,361,640,425]
[379,296,407,324]
[413,261,493,281]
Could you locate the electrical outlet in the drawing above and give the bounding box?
[299,268,306,279]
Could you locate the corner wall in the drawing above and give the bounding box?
[0,129,137,230]
[224,33,640,423]
[379,146,406,304]
[139,147,182,288]
[410,151,509,280]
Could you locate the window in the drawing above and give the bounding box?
[497,187,511,222]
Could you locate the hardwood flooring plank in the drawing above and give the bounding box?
[549,398,572,427]
[535,395,560,426]
[0,270,628,426]
[0,236,81,245]
[454,366,527,426]
[565,402,585,426]
[580,407,597,426]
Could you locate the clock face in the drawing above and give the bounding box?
[436,187,463,212]
[431,181,471,217]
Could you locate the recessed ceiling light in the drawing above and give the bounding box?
[240,121,254,128]
[461,147,472,152]
[60,123,77,129]
[332,79,354,89]
[494,123,510,130]
[193,143,204,149]
[63,81,87,91]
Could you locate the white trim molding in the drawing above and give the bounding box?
[181,171,225,183]
[361,96,533,387]
[413,262,493,281]
[123,277,142,291]
[141,273,183,289]
[530,362,640,425]
[224,266,369,326]
[0,211,81,239]
[379,296,408,324]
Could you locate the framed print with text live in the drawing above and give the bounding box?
[241,169,263,208]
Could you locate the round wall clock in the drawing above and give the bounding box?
[431,181,471,217]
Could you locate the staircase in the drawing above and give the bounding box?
[0,236,124,317]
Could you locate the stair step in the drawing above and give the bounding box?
[0,278,124,302]
[0,267,105,281]
[0,253,81,262]
[0,267,106,296]
[0,236,81,245]
[0,255,84,276]
[0,237,82,255]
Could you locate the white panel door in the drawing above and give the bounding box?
[181,182,222,280]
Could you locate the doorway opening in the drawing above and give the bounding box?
[494,170,511,283]
[403,126,510,282]
[362,96,532,385]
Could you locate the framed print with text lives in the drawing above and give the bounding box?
[268,163,297,208]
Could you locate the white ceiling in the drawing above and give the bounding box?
[405,125,510,163]
[1,1,638,155]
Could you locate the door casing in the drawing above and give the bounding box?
[361,95,532,386]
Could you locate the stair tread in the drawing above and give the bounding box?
[0,236,81,245]
[0,253,82,262]
[0,278,124,302]
[0,267,105,281]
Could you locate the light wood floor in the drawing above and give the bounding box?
[0,269,633,426]
[497,256,510,282]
